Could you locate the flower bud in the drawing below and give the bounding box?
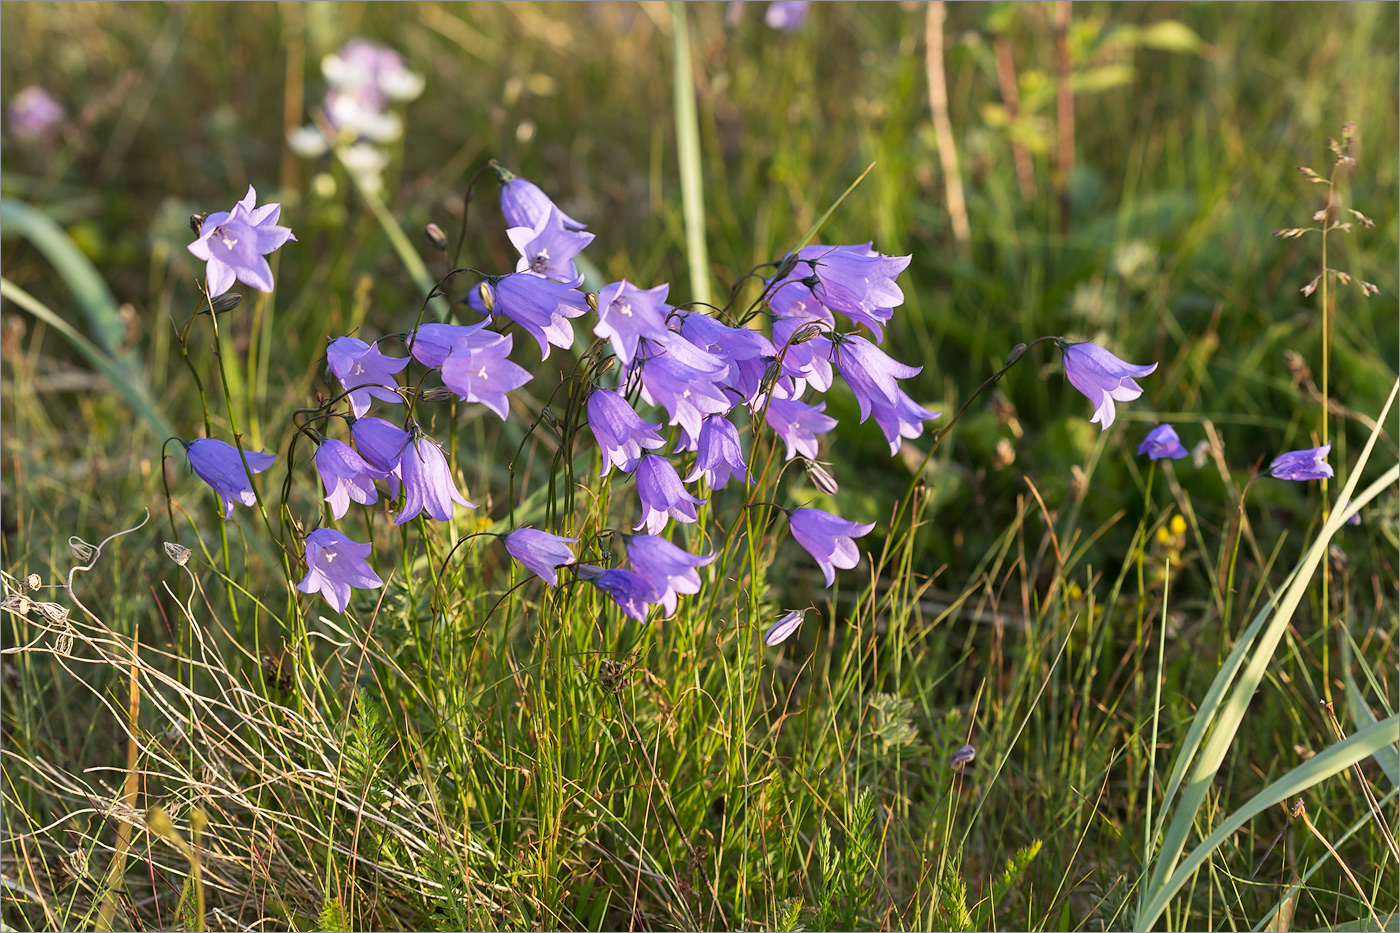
[948,744,976,770]
[198,293,243,316]
[804,460,839,496]
[586,292,599,313]
[764,610,805,646]
[540,406,559,429]
[418,387,458,403]
[476,281,496,315]
[425,223,448,251]
[1005,342,1027,366]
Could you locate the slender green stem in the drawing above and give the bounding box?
[670,1,711,307]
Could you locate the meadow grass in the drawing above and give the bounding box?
[1,3,1397,930]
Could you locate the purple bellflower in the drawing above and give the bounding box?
[764,609,806,646]
[440,334,532,420]
[188,186,296,297]
[624,534,716,616]
[497,170,587,231]
[594,280,672,366]
[772,318,835,393]
[315,438,387,519]
[487,272,590,358]
[295,528,384,614]
[685,416,751,489]
[1269,443,1334,481]
[7,86,65,143]
[763,386,837,461]
[871,391,941,456]
[770,244,911,341]
[827,334,940,451]
[788,507,876,587]
[402,321,495,368]
[1060,341,1158,431]
[348,416,410,498]
[503,528,579,587]
[396,431,475,524]
[633,455,706,535]
[587,389,666,476]
[675,313,777,405]
[509,206,595,283]
[765,0,810,30]
[327,336,410,417]
[573,564,657,622]
[635,351,733,447]
[1138,424,1189,461]
[185,438,275,520]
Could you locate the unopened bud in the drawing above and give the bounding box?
[425,223,448,251]
[596,356,616,376]
[804,460,839,496]
[189,213,209,236]
[949,744,976,770]
[198,293,243,316]
[540,406,559,429]
[764,609,805,646]
[1005,342,1027,366]
[418,387,459,403]
[792,323,828,345]
[476,281,496,315]
[164,542,192,566]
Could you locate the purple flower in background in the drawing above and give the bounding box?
[488,273,590,358]
[764,388,837,461]
[396,432,475,524]
[349,416,410,498]
[587,389,666,476]
[6,86,64,143]
[498,171,587,231]
[326,336,410,417]
[187,186,296,297]
[295,528,384,614]
[1060,341,1158,431]
[509,206,595,283]
[685,416,751,489]
[402,321,495,368]
[1269,443,1334,482]
[1138,424,1189,461]
[440,335,532,420]
[594,280,672,365]
[315,438,387,519]
[624,534,716,616]
[573,565,657,622]
[765,0,809,30]
[764,609,805,646]
[633,455,706,535]
[185,438,276,520]
[503,528,579,587]
[788,507,876,587]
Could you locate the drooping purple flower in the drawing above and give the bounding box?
[402,321,496,368]
[6,86,65,143]
[497,171,587,231]
[675,313,776,405]
[573,565,657,622]
[315,438,387,519]
[503,528,579,587]
[769,244,910,341]
[348,416,410,498]
[870,391,941,456]
[295,528,384,614]
[635,350,733,446]
[765,0,810,31]
[788,507,876,587]
[440,335,532,420]
[772,318,834,393]
[624,534,716,616]
[395,432,475,524]
[185,438,276,520]
[326,336,410,417]
[633,455,706,535]
[685,416,751,489]
[764,609,806,646]
[594,280,672,365]
[187,186,297,297]
[587,389,666,476]
[1138,424,1189,461]
[764,387,837,461]
[1269,443,1334,482]
[1060,342,1158,431]
[829,334,923,422]
[486,272,590,358]
[508,206,595,283]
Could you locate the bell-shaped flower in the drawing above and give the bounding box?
[764,609,806,646]
[503,528,579,587]
[487,272,590,358]
[685,416,751,489]
[788,507,876,587]
[1060,341,1158,431]
[765,0,810,31]
[763,385,837,461]
[1138,424,1189,461]
[587,389,666,476]
[594,280,671,366]
[440,334,532,420]
[185,438,275,520]
[675,312,776,404]
[326,336,410,417]
[508,205,595,283]
[830,333,922,422]
[315,438,387,519]
[401,321,496,368]
[624,534,715,616]
[348,416,410,498]
[188,186,297,297]
[633,455,706,535]
[871,391,941,456]
[395,431,475,524]
[573,564,657,622]
[295,528,383,614]
[769,244,910,341]
[1269,443,1334,481]
[635,350,732,446]
[497,170,587,231]
[772,318,835,393]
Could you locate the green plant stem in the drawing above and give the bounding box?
[670,1,711,308]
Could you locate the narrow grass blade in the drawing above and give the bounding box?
[670,1,711,307]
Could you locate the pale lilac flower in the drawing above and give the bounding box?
[6,86,64,143]
[185,438,276,520]
[503,528,579,587]
[675,313,776,404]
[295,528,383,614]
[633,455,706,535]
[594,280,672,365]
[487,273,590,358]
[1269,443,1334,482]
[765,0,810,30]
[635,351,732,446]
[764,387,837,461]
[187,186,296,297]
[326,336,410,417]
[624,534,715,615]
[871,391,941,456]
[509,206,595,283]
[1060,341,1158,431]
[770,244,910,341]
[396,432,475,524]
[401,321,497,368]
[315,438,387,519]
[829,334,923,422]
[498,170,587,230]
[587,389,666,476]
[1138,424,1189,461]
[788,507,875,587]
[685,416,751,489]
[948,744,976,770]
[440,335,532,420]
[764,609,805,646]
[573,565,657,622]
[348,416,410,498]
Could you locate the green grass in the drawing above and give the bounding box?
[2,3,1397,930]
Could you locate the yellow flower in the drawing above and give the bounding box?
[1155,526,1173,545]
[1170,514,1187,535]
